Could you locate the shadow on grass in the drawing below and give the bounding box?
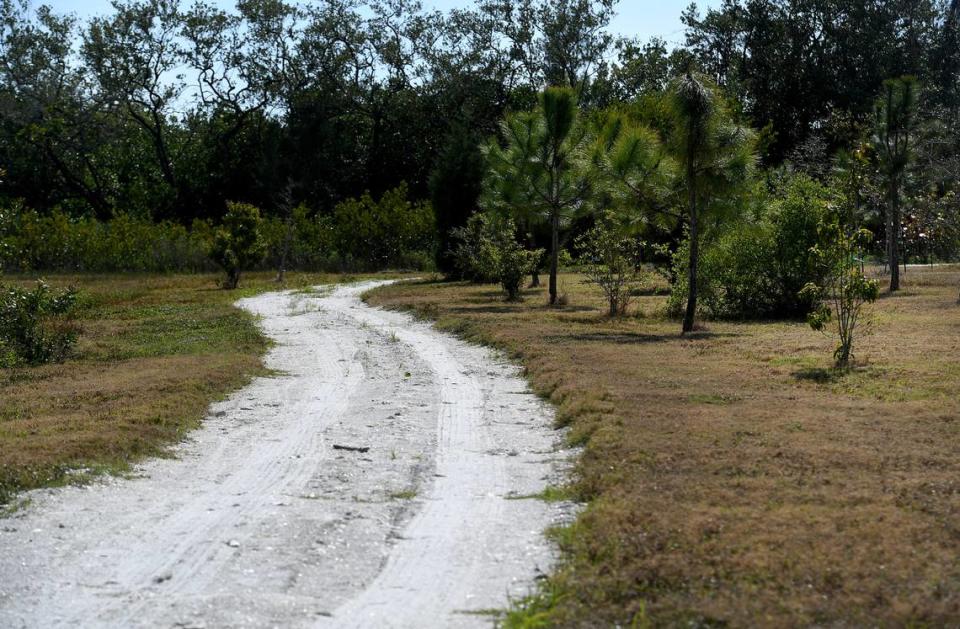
[448,304,526,315]
[792,366,848,383]
[547,331,677,345]
[876,289,921,300]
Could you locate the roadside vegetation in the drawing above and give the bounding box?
[367,264,960,626]
[0,271,399,505]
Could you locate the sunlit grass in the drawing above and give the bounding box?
[367,265,960,626]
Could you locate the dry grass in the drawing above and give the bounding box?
[366,265,960,626]
[0,271,399,503]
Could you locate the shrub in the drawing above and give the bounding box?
[450,213,542,300]
[332,183,437,270]
[262,205,337,273]
[450,213,500,283]
[0,202,213,273]
[495,230,543,301]
[0,281,80,368]
[800,225,879,367]
[575,217,643,316]
[210,202,266,289]
[669,175,833,319]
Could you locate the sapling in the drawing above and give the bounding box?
[210,202,266,289]
[575,216,642,316]
[800,226,879,367]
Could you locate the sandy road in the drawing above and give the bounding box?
[0,281,569,628]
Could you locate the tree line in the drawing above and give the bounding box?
[1,0,959,291]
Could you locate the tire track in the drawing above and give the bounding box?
[0,281,569,628]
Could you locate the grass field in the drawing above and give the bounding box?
[366,265,960,626]
[0,271,400,505]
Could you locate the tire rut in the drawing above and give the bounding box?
[0,281,571,629]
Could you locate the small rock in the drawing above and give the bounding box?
[226,539,241,548]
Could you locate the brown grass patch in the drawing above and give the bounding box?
[366,266,960,626]
[0,271,399,502]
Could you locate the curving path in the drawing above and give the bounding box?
[0,281,569,628]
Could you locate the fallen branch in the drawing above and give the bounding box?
[332,444,370,453]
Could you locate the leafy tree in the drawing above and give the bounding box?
[665,71,755,333]
[874,76,919,291]
[82,0,187,216]
[682,0,942,162]
[482,86,591,305]
[210,202,266,289]
[0,0,115,216]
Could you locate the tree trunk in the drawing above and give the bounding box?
[226,268,240,290]
[683,149,698,333]
[530,270,540,288]
[683,207,699,334]
[276,214,294,283]
[549,213,560,305]
[889,181,900,291]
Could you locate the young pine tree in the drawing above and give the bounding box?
[482,87,591,305]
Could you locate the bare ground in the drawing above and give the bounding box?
[0,281,571,628]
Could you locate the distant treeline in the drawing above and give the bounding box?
[0,184,435,273]
[1,0,960,271]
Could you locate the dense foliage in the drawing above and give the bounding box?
[1,0,959,277]
[450,212,543,300]
[0,186,434,274]
[331,184,436,271]
[0,203,213,272]
[668,175,835,319]
[0,281,79,367]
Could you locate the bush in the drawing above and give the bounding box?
[450,213,500,283]
[0,186,439,275]
[210,202,267,289]
[450,213,542,300]
[262,205,337,272]
[669,175,833,319]
[0,281,80,368]
[495,230,543,301]
[332,183,437,271]
[575,217,643,316]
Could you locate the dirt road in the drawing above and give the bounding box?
[0,281,568,628]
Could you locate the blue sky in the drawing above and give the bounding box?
[43,1,720,45]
